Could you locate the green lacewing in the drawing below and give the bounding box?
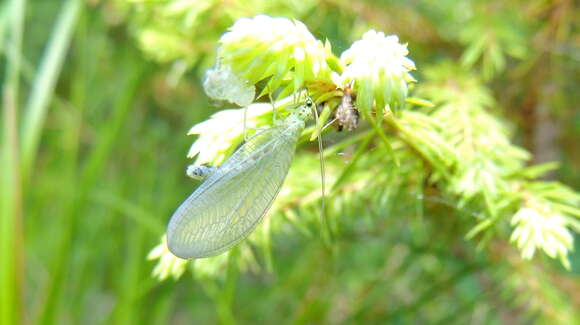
[167,98,315,259]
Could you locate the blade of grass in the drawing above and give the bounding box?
[31,3,82,323]
[1,0,25,324]
[0,1,10,53]
[38,52,147,325]
[20,0,82,182]
[1,81,24,325]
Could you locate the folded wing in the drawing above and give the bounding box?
[167,125,301,259]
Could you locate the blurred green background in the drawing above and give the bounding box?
[1,0,579,324]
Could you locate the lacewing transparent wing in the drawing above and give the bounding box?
[167,100,312,259]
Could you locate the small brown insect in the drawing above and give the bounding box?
[335,84,359,131]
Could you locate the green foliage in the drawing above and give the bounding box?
[112,0,319,70]
[150,10,579,323]
[413,64,579,268]
[3,0,579,324]
[151,14,579,277]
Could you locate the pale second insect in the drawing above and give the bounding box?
[167,98,315,259]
